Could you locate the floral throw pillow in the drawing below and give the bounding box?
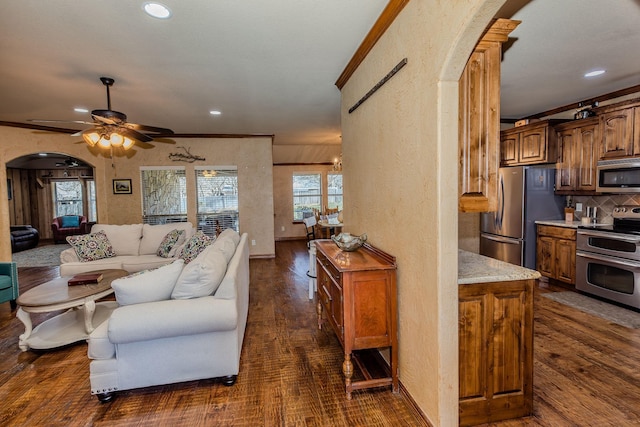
[179,231,213,264]
[157,229,185,258]
[66,230,116,262]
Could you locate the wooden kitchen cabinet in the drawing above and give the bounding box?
[599,104,639,159]
[459,278,534,426]
[315,240,397,399]
[555,118,599,194]
[500,121,562,166]
[536,224,576,286]
[458,19,519,213]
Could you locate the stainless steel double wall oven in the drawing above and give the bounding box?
[576,206,640,309]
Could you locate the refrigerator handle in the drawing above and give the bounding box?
[497,173,505,230]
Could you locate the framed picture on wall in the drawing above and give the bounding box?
[113,179,132,195]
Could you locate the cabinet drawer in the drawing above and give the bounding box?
[317,251,342,284]
[537,225,576,240]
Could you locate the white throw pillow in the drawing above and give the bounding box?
[112,259,184,306]
[92,224,143,256]
[172,246,228,299]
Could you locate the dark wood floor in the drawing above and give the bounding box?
[1,241,639,426]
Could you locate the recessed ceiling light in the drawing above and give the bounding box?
[38,153,48,157]
[74,107,89,113]
[143,2,172,19]
[209,110,222,116]
[584,69,605,78]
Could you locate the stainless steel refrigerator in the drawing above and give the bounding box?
[480,165,565,269]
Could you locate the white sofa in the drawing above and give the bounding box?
[88,230,250,402]
[60,222,196,277]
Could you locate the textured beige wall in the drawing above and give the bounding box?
[273,164,338,240]
[0,126,274,260]
[340,0,505,424]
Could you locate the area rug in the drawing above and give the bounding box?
[542,292,640,329]
[12,244,70,267]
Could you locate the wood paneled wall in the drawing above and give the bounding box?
[7,167,92,240]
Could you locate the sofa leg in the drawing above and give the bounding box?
[221,375,237,386]
[96,392,115,403]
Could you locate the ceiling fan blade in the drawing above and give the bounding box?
[28,119,96,126]
[124,122,174,134]
[117,127,154,143]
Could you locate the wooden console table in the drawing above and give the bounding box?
[314,240,398,399]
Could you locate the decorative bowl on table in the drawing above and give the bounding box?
[332,233,367,252]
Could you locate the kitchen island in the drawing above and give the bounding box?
[458,250,537,426]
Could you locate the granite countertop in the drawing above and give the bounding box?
[535,219,582,228]
[458,249,541,285]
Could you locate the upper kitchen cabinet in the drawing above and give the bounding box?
[555,117,599,194]
[500,121,563,167]
[598,100,640,159]
[459,18,519,213]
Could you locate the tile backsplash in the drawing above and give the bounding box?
[571,195,640,224]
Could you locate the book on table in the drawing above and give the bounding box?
[68,273,104,286]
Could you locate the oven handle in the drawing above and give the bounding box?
[577,229,640,244]
[576,250,640,268]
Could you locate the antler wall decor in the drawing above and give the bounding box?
[168,146,206,163]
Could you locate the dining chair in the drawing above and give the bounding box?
[302,216,317,248]
[0,262,19,310]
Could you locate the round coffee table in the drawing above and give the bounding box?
[16,269,128,351]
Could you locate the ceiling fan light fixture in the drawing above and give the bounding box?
[110,132,124,147]
[143,2,172,19]
[97,135,112,149]
[83,132,101,147]
[122,137,135,150]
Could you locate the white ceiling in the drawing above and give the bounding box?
[2,0,640,164]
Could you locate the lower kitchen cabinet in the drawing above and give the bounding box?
[459,278,534,426]
[536,224,576,286]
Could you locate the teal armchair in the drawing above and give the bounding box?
[0,262,19,310]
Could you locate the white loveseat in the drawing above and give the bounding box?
[88,230,250,402]
[60,222,196,277]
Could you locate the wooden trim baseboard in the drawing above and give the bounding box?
[335,0,410,90]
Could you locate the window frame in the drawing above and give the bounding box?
[292,172,322,222]
[140,166,188,225]
[194,166,239,235]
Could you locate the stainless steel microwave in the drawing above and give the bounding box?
[596,158,640,193]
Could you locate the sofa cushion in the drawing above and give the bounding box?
[172,246,228,299]
[139,222,194,256]
[88,308,116,359]
[157,229,186,258]
[67,231,117,262]
[61,215,80,228]
[112,260,184,306]
[92,224,143,256]
[179,231,214,264]
[121,255,175,273]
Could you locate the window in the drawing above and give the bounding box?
[195,167,239,236]
[293,173,321,221]
[86,180,97,222]
[140,167,187,225]
[327,173,343,211]
[52,180,83,217]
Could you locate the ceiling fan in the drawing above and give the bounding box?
[31,77,174,150]
[55,158,80,168]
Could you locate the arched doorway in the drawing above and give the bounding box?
[6,153,96,242]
